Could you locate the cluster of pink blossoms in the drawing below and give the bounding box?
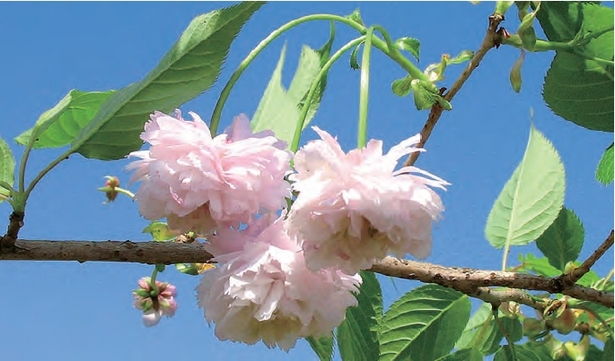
[127,110,448,350]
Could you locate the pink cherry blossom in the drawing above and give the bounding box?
[133,277,177,327]
[197,216,361,351]
[287,127,449,275]
[126,110,291,234]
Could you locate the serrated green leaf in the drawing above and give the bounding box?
[379,284,471,361]
[485,125,565,249]
[15,90,114,149]
[252,30,333,147]
[535,207,584,271]
[391,76,413,97]
[436,347,482,361]
[395,37,420,61]
[306,334,334,361]
[0,136,15,198]
[337,271,382,361]
[456,303,522,355]
[537,2,614,132]
[70,2,264,160]
[596,143,614,185]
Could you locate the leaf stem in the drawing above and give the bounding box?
[501,35,572,52]
[357,27,374,149]
[23,148,73,206]
[209,14,366,136]
[290,36,366,152]
[209,14,427,136]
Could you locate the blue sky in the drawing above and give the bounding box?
[0,2,612,360]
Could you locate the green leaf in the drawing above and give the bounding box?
[537,2,614,132]
[516,253,607,289]
[411,79,440,110]
[349,44,362,70]
[495,344,554,361]
[485,125,565,249]
[346,9,364,26]
[15,90,115,149]
[436,347,482,361]
[535,207,584,271]
[447,50,474,65]
[306,334,334,361]
[596,143,614,185]
[391,76,413,97]
[379,284,471,361]
[142,221,180,241]
[337,271,382,361]
[456,303,523,355]
[71,2,264,160]
[395,37,420,61]
[602,338,614,361]
[0,136,15,198]
[252,27,334,147]
[175,263,199,276]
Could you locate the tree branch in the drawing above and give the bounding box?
[2,238,611,308]
[566,230,614,284]
[0,211,25,252]
[404,13,504,167]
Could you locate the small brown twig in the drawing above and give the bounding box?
[0,211,25,252]
[404,13,505,167]
[564,230,614,285]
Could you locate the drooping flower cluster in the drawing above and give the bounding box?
[133,277,177,327]
[287,127,449,275]
[127,110,448,350]
[197,215,361,350]
[126,110,291,234]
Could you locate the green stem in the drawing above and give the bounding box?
[150,268,159,287]
[0,181,15,195]
[577,25,614,44]
[289,36,367,153]
[493,307,518,360]
[22,148,73,210]
[357,27,374,149]
[502,243,511,271]
[502,35,573,52]
[116,188,135,199]
[209,14,367,136]
[18,145,33,194]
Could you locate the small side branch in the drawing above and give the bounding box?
[565,230,614,284]
[0,211,25,252]
[404,13,504,167]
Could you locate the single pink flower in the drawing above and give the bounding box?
[133,277,177,327]
[197,216,361,351]
[287,127,449,274]
[126,110,292,234]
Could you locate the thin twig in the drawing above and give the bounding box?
[0,211,25,252]
[1,238,611,308]
[404,13,504,167]
[565,230,614,284]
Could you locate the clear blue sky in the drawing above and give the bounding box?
[0,2,612,360]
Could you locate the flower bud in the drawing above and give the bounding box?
[509,50,525,93]
[495,1,515,15]
[523,317,546,338]
[549,308,578,335]
[132,277,177,327]
[98,176,120,203]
